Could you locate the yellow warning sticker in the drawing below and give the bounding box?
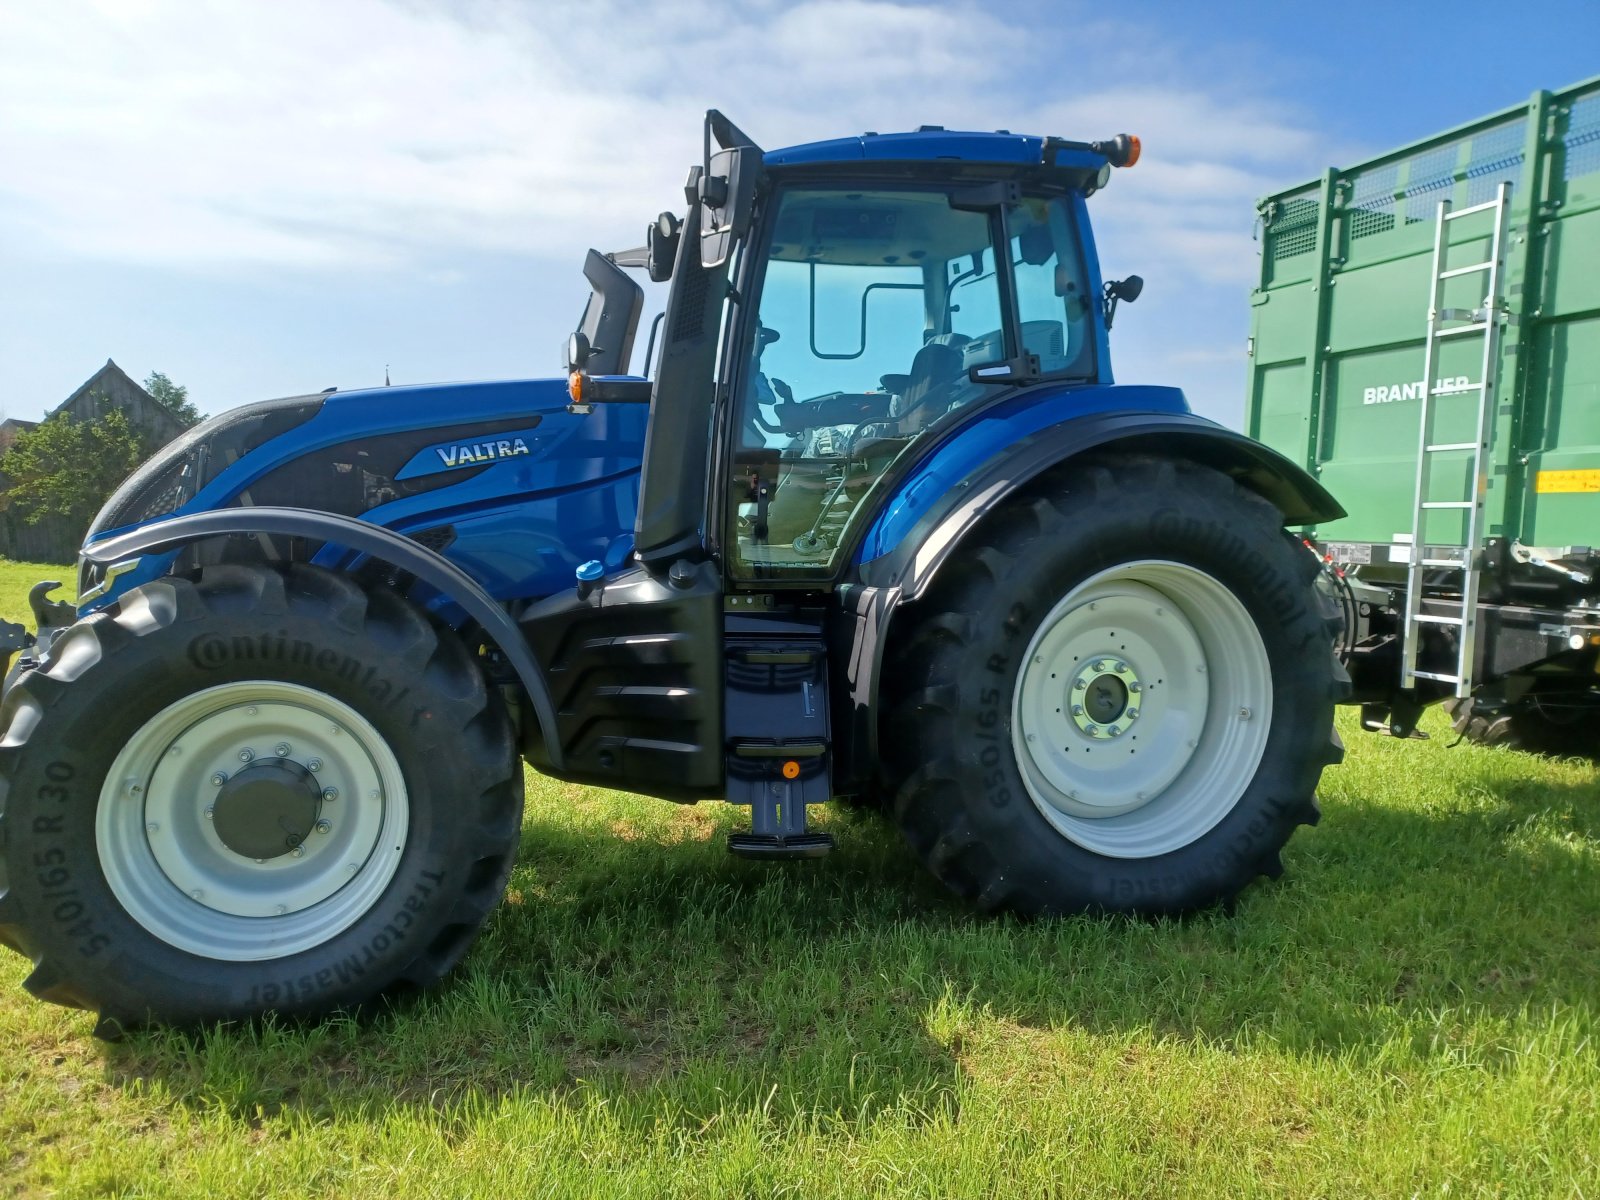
[1535,469,1600,494]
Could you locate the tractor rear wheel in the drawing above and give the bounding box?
[0,564,523,1031]
[884,455,1345,916]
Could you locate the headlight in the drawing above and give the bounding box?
[88,393,326,538]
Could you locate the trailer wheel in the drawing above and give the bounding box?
[0,564,522,1031]
[884,455,1345,916]
[1443,693,1600,762]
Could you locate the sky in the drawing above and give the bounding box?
[1,0,1596,428]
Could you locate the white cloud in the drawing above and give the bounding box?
[0,0,1357,424]
[0,0,1335,283]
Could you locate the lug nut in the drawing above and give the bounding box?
[1071,704,1085,716]
[306,758,323,773]
[146,822,159,834]
[204,806,214,820]
[1127,708,1140,719]
[315,819,332,834]
[1239,707,1252,720]
[211,771,228,787]
[239,748,255,763]
[1129,682,1142,694]
[322,787,339,802]
[1092,659,1107,672]
[275,743,292,757]
[1073,678,1087,691]
[246,706,258,716]
[291,846,305,858]
[1113,661,1129,674]
[1108,725,1122,737]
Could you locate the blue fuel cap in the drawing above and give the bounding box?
[575,559,605,599]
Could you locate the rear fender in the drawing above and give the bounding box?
[78,507,564,770]
[831,411,1345,792]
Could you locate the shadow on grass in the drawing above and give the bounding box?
[98,757,1600,1132]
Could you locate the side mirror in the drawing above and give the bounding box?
[1102,275,1144,330]
[564,330,592,371]
[700,145,760,268]
[1112,275,1144,303]
[647,212,681,283]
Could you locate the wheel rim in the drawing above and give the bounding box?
[1011,560,1272,859]
[96,681,409,962]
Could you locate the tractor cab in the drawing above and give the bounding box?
[568,112,1141,581]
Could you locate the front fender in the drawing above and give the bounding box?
[79,507,564,770]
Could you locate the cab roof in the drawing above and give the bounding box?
[765,127,1106,172]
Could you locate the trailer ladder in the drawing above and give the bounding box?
[1401,180,1512,698]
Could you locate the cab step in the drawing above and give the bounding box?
[727,831,835,859]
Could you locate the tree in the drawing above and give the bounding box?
[0,409,147,536]
[143,371,205,428]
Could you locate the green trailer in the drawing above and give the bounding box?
[1247,76,1600,750]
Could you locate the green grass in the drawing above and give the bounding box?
[1,557,1597,1197]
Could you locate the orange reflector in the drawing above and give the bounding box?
[781,760,800,780]
[567,371,583,403]
[1124,135,1141,167]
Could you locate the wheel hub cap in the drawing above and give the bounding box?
[1070,659,1141,738]
[212,759,322,860]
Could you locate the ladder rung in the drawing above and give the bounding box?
[1413,614,1465,625]
[1425,441,1479,452]
[1443,198,1502,221]
[1439,261,1494,279]
[1421,501,1474,509]
[1430,383,1485,396]
[1411,670,1462,683]
[1434,322,1489,338]
[1419,558,1468,568]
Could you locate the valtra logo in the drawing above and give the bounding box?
[435,437,530,469]
[393,423,544,481]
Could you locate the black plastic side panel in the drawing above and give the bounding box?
[829,583,897,797]
[519,561,723,801]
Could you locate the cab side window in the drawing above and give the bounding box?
[1009,197,1093,377]
[729,187,1000,578]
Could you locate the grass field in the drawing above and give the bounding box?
[1,557,1597,1197]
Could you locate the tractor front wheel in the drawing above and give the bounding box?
[0,564,523,1031]
[885,455,1345,916]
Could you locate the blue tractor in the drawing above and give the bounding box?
[0,114,1346,1030]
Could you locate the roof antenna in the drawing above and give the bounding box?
[385,364,391,387]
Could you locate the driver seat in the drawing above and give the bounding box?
[888,335,968,433]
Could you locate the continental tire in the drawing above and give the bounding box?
[884,455,1346,916]
[1444,693,1600,762]
[0,564,523,1030]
